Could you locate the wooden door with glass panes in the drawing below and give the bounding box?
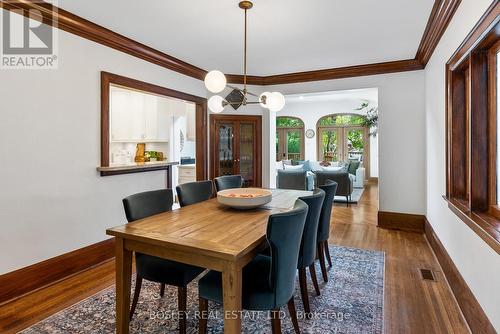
[318,126,368,163]
[211,115,262,187]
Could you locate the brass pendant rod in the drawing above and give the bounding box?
[243,7,248,96]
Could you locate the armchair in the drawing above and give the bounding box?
[315,171,353,206]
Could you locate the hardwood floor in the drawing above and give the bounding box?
[0,182,471,333]
[331,183,470,333]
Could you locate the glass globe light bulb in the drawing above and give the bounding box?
[204,70,227,93]
[270,92,285,111]
[208,95,225,113]
[266,92,285,111]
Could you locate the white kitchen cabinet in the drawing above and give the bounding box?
[144,94,170,142]
[186,103,196,141]
[110,86,170,143]
[110,88,144,142]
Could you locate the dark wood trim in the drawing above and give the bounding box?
[196,102,209,181]
[0,1,427,86]
[449,66,468,199]
[0,238,115,305]
[469,51,489,211]
[0,0,472,86]
[445,4,500,253]
[424,219,496,334]
[99,164,175,177]
[377,211,425,233]
[228,59,424,85]
[416,0,462,66]
[0,0,206,79]
[209,114,262,187]
[444,197,500,254]
[100,71,208,180]
[447,1,500,70]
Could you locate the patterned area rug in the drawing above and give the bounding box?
[22,245,384,334]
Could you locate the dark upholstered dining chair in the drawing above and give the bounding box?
[316,180,338,282]
[122,189,204,333]
[297,188,325,315]
[214,175,244,192]
[176,180,213,207]
[198,199,309,334]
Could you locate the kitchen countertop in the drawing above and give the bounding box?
[97,161,179,176]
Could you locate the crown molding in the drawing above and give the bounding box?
[0,0,207,80]
[416,0,462,66]
[227,59,424,85]
[1,0,462,85]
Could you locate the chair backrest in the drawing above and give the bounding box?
[122,189,173,222]
[214,175,244,192]
[297,188,326,268]
[276,169,307,190]
[315,171,351,196]
[267,199,308,307]
[317,180,338,242]
[176,180,213,207]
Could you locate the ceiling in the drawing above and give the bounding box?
[55,0,435,76]
[286,88,378,106]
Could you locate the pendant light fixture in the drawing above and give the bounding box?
[204,1,285,113]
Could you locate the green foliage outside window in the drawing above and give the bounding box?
[276,117,304,128]
[347,130,364,151]
[318,114,366,126]
[287,131,301,153]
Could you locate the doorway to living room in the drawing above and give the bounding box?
[276,88,379,207]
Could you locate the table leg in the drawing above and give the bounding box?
[115,237,132,334]
[222,262,242,334]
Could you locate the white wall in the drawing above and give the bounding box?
[266,70,426,215]
[279,96,379,177]
[425,0,500,329]
[0,13,209,274]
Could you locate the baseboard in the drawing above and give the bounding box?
[0,238,115,304]
[377,211,425,232]
[424,220,496,334]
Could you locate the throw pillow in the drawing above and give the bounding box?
[284,164,304,171]
[309,161,323,172]
[292,160,311,172]
[302,160,311,172]
[348,161,360,175]
[281,159,292,169]
[322,166,343,172]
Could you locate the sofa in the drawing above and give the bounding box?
[276,159,365,189]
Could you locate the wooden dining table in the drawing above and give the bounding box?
[106,188,311,334]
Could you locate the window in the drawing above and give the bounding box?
[445,13,500,251]
[276,117,304,161]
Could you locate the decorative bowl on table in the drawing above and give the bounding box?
[217,188,272,209]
